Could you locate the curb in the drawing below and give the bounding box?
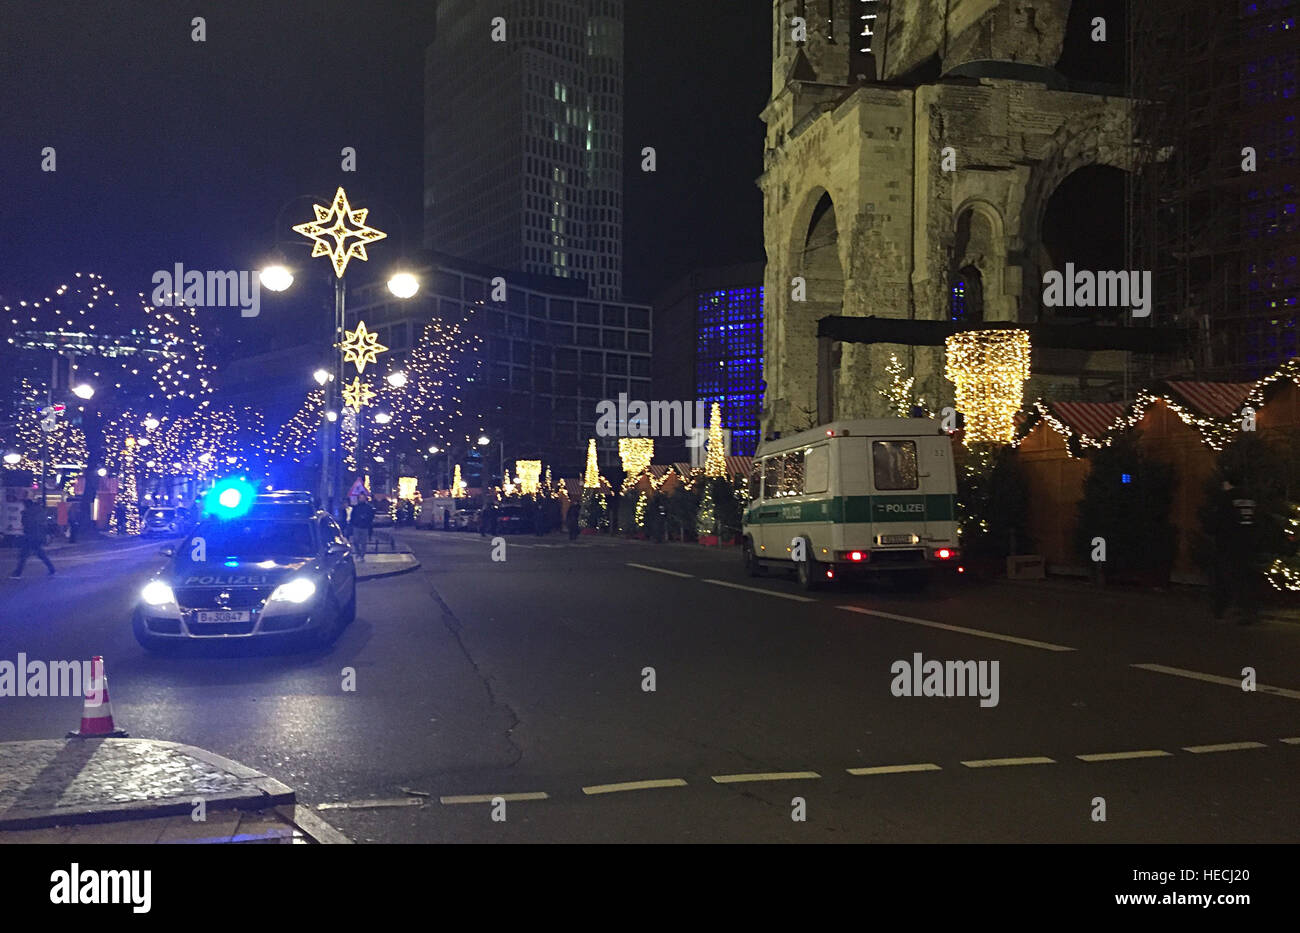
[273,804,353,844]
[355,555,421,581]
[0,739,295,832]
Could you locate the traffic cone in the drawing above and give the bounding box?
[67,656,128,738]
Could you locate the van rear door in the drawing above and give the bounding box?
[868,438,929,549]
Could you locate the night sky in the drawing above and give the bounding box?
[0,1,769,320]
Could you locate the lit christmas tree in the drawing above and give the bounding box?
[579,438,607,529]
[451,464,467,498]
[119,437,141,534]
[704,402,726,478]
[880,352,916,417]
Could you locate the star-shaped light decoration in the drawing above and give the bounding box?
[340,320,388,374]
[342,377,376,410]
[291,187,388,278]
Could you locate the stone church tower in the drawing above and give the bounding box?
[759,0,1135,436]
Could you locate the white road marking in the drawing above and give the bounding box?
[626,562,694,578]
[847,763,942,776]
[712,771,820,784]
[1280,737,1300,745]
[1182,741,1268,754]
[582,778,688,795]
[961,756,1056,768]
[315,797,424,810]
[703,579,816,602]
[1131,662,1300,700]
[438,792,550,804]
[1076,749,1173,762]
[837,605,1076,651]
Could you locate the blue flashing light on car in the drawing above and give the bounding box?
[204,477,258,519]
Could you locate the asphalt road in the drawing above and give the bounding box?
[1,530,1298,842]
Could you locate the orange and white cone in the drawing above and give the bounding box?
[67,656,128,738]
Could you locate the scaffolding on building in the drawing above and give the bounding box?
[1127,0,1300,381]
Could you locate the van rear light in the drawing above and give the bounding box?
[849,551,864,562]
[834,550,870,562]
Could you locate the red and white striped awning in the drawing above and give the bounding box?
[1049,401,1126,440]
[1165,381,1254,418]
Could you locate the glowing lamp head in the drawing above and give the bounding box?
[387,272,419,299]
[386,371,408,388]
[313,369,330,386]
[143,417,160,430]
[96,467,107,477]
[3,452,21,465]
[326,410,339,422]
[374,411,392,424]
[70,383,94,400]
[477,435,490,446]
[260,265,294,292]
[428,445,439,454]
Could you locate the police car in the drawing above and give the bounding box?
[133,483,358,650]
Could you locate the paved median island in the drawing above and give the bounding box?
[0,738,342,843]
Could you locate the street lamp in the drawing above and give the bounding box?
[70,383,95,400]
[326,410,339,422]
[3,452,20,465]
[313,368,331,386]
[374,411,392,424]
[387,272,419,299]
[259,265,294,292]
[386,371,408,388]
[143,416,160,431]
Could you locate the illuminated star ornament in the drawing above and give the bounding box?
[291,187,387,278]
[340,320,388,373]
[342,377,376,410]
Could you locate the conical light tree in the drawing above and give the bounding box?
[451,464,467,498]
[579,438,607,530]
[704,402,726,478]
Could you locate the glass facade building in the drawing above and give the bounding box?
[653,263,765,461]
[424,0,624,300]
[349,253,650,479]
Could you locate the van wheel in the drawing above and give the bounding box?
[743,539,766,577]
[795,553,822,591]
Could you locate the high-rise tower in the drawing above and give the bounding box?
[425,0,624,300]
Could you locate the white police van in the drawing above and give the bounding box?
[742,418,961,589]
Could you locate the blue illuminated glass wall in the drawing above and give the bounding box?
[695,287,763,456]
[1238,1,1298,376]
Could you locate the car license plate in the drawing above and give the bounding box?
[196,610,251,623]
[880,534,915,545]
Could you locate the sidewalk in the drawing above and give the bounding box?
[0,738,346,843]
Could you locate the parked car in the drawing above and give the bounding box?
[495,504,534,534]
[142,507,191,537]
[452,509,481,531]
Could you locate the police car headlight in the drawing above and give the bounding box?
[141,580,176,607]
[268,577,317,604]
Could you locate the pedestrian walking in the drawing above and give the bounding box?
[349,493,375,562]
[566,499,581,541]
[1210,479,1262,624]
[12,500,56,577]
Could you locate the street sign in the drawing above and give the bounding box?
[40,416,57,433]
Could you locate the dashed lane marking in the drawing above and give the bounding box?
[837,605,1076,652]
[439,792,550,804]
[582,778,688,796]
[961,756,1056,769]
[1181,741,1268,754]
[626,562,694,579]
[1131,663,1300,700]
[711,771,820,784]
[702,579,816,603]
[847,763,942,776]
[1076,749,1173,762]
[1281,737,1300,745]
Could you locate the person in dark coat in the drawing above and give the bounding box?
[566,499,581,541]
[12,500,56,577]
[349,494,375,562]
